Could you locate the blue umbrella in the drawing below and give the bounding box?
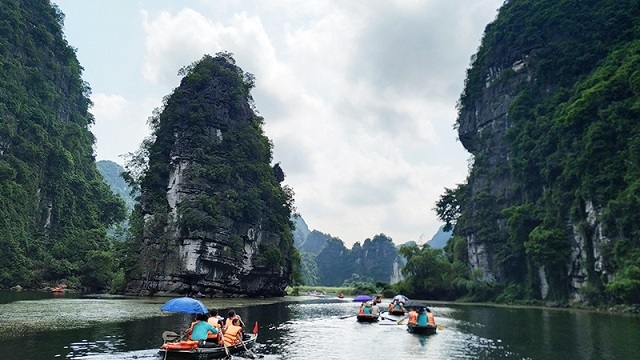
[160,297,208,314]
[353,294,373,302]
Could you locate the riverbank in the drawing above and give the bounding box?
[424,299,640,316]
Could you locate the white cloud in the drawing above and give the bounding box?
[90,93,158,164]
[57,0,504,247]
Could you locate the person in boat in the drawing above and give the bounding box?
[223,317,244,347]
[185,314,199,339]
[371,302,380,317]
[225,310,244,329]
[190,313,220,348]
[416,307,435,327]
[207,309,224,344]
[426,308,436,326]
[362,302,373,315]
[390,300,405,313]
[407,308,418,325]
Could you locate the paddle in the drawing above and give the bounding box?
[338,314,356,319]
[437,325,444,330]
[397,316,406,325]
[222,338,232,359]
[239,335,256,359]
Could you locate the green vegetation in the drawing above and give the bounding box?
[433,0,640,306]
[121,53,301,290]
[0,0,127,291]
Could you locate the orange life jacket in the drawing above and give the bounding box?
[408,310,418,325]
[207,318,222,343]
[223,324,242,346]
[427,312,435,326]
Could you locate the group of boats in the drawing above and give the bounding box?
[354,294,438,335]
[158,294,436,358]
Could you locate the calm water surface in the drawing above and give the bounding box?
[0,291,638,360]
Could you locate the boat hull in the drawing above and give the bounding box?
[159,332,258,359]
[407,324,437,335]
[356,314,379,323]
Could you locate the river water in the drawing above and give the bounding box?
[0,291,638,360]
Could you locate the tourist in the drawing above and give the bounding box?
[408,308,418,325]
[363,302,373,315]
[417,307,430,326]
[371,302,380,317]
[225,309,245,329]
[223,317,244,347]
[190,313,219,348]
[207,309,223,343]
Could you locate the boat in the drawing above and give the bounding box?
[51,284,67,293]
[356,314,379,323]
[159,332,258,359]
[407,323,437,335]
[388,308,405,316]
[338,293,344,299]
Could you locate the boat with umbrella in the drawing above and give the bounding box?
[403,300,438,335]
[352,295,379,323]
[387,294,408,316]
[158,297,259,359]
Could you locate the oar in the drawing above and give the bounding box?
[239,335,256,359]
[338,314,356,319]
[437,325,444,330]
[223,340,232,359]
[397,316,406,325]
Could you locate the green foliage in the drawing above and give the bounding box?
[255,243,284,269]
[299,251,318,286]
[0,0,126,290]
[605,266,640,304]
[434,184,467,232]
[123,53,300,289]
[394,243,462,300]
[447,0,640,305]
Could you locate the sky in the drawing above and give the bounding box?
[53,0,503,248]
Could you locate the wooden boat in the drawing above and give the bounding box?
[51,284,67,293]
[159,332,258,359]
[388,308,405,316]
[356,314,379,323]
[407,324,437,335]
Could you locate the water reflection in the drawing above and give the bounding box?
[0,292,638,360]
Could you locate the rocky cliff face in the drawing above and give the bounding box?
[458,56,532,284]
[125,54,296,297]
[454,1,640,302]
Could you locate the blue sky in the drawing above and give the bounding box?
[53,0,503,247]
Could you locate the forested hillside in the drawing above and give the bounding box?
[435,0,640,305]
[121,53,300,297]
[0,0,126,290]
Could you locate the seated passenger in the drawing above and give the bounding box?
[190,313,219,348]
[371,303,380,317]
[416,308,429,326]
[223,318,244,347]
[363,302,372,315]
[225,309,244,329]
[408,308,418,325]
[426,308,436,326]
[207,309,223,343]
